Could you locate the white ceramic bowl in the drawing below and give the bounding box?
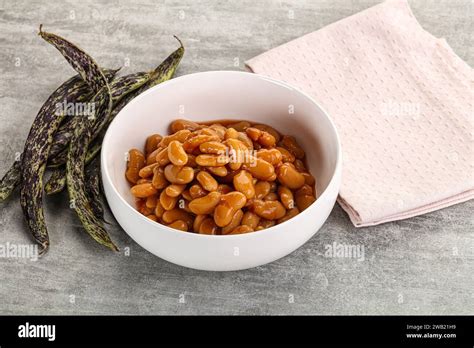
[101,71,341,271]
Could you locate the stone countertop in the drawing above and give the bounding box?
[0,0,472,315]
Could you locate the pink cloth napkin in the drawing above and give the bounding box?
[246,0,474,227]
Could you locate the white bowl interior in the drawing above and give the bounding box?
[103,71,339,210]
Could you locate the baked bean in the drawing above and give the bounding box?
[198,217,219,235]
[254,124,281,143]
[164,164,194,184]
[245,127,261,142]
[151,166,168,189]
[196,171,218,192]
[245,127,276,147]
[233,170,255,199]
[181,190,193,201]
[189,184,207,199]
[188,191,221,215]
[140,206,154,216]
[295,193,316,211]
[256,148,282,165]
[160,129,191,147]
[168,140,188,166]
[138,177,152,185]
[254,181,271,199]
[195,154,229,167]
[258,131,276,147]
[199,141,227,155]
[228,121,251,132]
[128,119,316,235]
[145,134,163,155]
[266,173,277,182]
[165,184,186,197]
[276,147,295,163]
[280,135,305,159]
[263,192,278,201]
[278,186,294,209]
[155,147,170,166]
[221,209,244,234]
[168,220,188,231]
[294,159,306,172]
[295,185,316,211]
[214,192,247,227]
[241,211,260,229]
[224,127,239,139]
[206,166,228,177]
[139,163,158,178]
[277,163,305,189]
[224,138,247,170]
[228,225,253,234]
[213,204,235,227]
[146,147,160,165]
[252,200,286,220]
[183,134,219,153]
[162,208,193,227]
[237,132,253,150]
[146,195,158,209]
[296,184,313,196]
[170,119,201,133]
[198,127,220,138]
[223,191,247,208]
[131,183,157,198]
[193,214,207,232]
[243,157,274,181]
[126,149,145,184]
[302,172,315,186]
[160,190,178,210]
[136,199,153,215]
[209,124,226,139]
[154,201,165,218]
[259,132,276,147]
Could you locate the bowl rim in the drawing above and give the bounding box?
[101,70,342,239]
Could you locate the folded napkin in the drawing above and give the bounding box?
[246,0,474,227]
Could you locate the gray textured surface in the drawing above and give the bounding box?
[0,0,473,315]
